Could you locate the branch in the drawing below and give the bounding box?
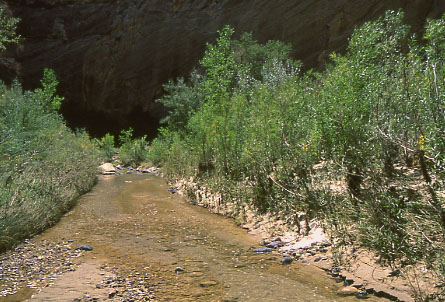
[375,127,435,161]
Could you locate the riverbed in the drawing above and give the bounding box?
[0,174,388,301]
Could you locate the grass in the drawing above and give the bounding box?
[0,80,100,252]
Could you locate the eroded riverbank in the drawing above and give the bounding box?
[1,174,390,301]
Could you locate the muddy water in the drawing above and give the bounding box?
[4,175,388,301]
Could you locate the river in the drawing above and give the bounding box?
[0,174,388,301]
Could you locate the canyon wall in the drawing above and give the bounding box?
[1,0,444,135]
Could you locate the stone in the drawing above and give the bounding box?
[252,248,274,253]
[356,290,369,299]
[337,286,360,296]
[266,241,283,248]
[99,163,116,175]
[75,245,93,251]
[175,267,185,273]
[280,257,294,265]
[200,281,218,287]
[320,240,332,247]
[108,289,118,298]
[168,186,178,194]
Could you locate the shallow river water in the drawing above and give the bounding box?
[1,174,389,302]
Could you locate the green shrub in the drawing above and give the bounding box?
[0,78,99,252]
[118,128,148,166]
[149,15,445,296]
[34,68,65,112]
[0,3,20,51]
[95,133,115,162]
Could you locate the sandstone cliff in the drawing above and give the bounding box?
[1,0,444,136]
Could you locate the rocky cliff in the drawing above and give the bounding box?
[1,0,444,136]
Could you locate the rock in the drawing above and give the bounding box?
[301,259,308,263]
[168,186,178,194]
[175,267,185,273]
[314,257,322,262]
[252,247,274,253]
[108,289,118,298]
[75,245,93,251]
[320,240,332,247]
[280,257,294,265]
[356,290,369,299]
[332,267,342,273]
[200,281,218,287]
[337,286,360,296]
[99,163,116,175]
[266,241,284,248]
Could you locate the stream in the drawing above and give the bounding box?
[1,174,389,301]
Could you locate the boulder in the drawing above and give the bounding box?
[99,163,116,175]
[337,286,360,296]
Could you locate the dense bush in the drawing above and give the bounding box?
[0,75,99,252]
[95,133,115,162]
[150,11,444,299]
[117,128,149,166]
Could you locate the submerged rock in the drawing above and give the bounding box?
[200,281,218,287]
[252,247,274,253]
[175,267,185,273]
[337,286,360,296]
[280,257,294,265]
[75,245,93,251]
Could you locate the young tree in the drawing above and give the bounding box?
[0,3,20,51]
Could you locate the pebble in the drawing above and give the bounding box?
[266,241,283,248]
[75,245,93,251]
[252,247,274,253]
[175,267,185,273]
[0,240,156,301]
[280,257,293,265]
[168,187,178,194]
[200,281,218,287]
[0,240,84,298]
[356,290,369,299]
